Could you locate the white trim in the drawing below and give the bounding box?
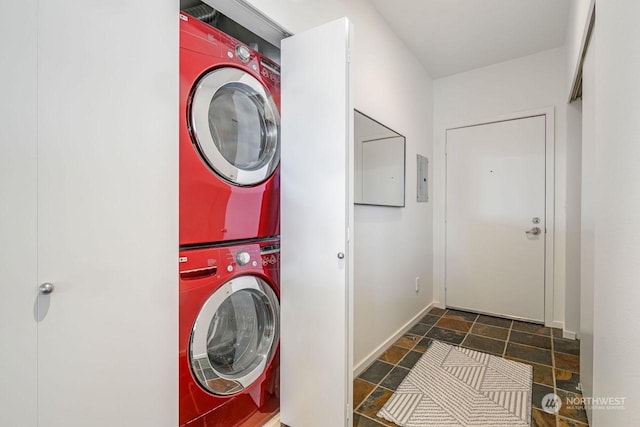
[353,302,435,377]
[202,0,292,46]
[563,330,578,340]
[548,320,564,330]
[567,1,596,102]
[544,108,556,328]
[434,107,556,327]
[261,414,281,427]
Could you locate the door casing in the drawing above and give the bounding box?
[434,107,557,327]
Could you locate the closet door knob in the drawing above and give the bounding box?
[337,252,345,259]
[39,282,55,295]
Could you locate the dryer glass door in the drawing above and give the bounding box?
[190,276,279,395]
[190,67,280,186]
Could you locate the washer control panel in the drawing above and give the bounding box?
[223,247,261,271]
[235,250,251,266]
[235,45,251,63]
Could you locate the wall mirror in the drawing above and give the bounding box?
[354,110,406,207]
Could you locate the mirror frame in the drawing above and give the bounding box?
[354,110,406,207]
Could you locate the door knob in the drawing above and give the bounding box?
[337,252,345,259]
[526,227,542,236]
[39,282,55,295]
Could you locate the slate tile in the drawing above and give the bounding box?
[554,337,580,356]
[461,334,505,356]
[470,323,509,340]
[512,320,551,336]
[435,317,473,333]
[426,327,467,345]
[510,330,552,350]
[555,352,580,373]
[505,342,552,366]
[444,309,478,322]
[353,378,376,408]
[359,360,394,384]
[380,366,410,391]
[476,314,512,329]
[398,350,423,369]
[378,345,409,364]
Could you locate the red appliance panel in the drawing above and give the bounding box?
[179,241,280,426]
[180,14,280,247]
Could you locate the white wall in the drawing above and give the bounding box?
[243,0,434,369]
[433,47,569,329]
[565,0,595,99]
[590,1,640,424]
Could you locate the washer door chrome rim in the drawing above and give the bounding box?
[190,275,280,396]
[190,67,280,186]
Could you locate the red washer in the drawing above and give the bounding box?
[180,13,281,247]
[179,240,280,427]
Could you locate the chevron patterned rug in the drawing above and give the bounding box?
[377,341,532,426]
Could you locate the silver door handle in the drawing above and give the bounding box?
[337,252,345,259]
[39,282,55,295]
[526,227,542,236]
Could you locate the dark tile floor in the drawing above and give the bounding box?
[353,307,588,427]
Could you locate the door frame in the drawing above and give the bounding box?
[434,106,556,327]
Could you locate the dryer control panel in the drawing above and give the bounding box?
[224,246,260,272]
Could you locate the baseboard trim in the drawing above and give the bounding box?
[353,302,435,377]
[546,320,577,339]
[261,414,280,427]
[547,320,564,330]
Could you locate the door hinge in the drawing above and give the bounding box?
[347,50,352,63]
[347,227,350,242]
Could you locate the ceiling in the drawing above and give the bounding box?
[369,0,571,79]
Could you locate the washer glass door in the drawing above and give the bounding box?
[190,275,279,395]
[190,67,280,186]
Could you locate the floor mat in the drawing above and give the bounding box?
[377,341,532,426]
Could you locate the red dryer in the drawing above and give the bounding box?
[180,13,281,247]
[179,240,281,427]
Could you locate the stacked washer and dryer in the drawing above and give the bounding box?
[179,11,282,427]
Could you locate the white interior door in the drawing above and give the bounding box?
[35,2,178,426]
[281,18,354,427]
[446,116,546,322]
[0,1,38,425]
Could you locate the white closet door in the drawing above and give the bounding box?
[0,1,38,426]
[36,2,178,426]
[446,116,546,322]
[281,18,354,427]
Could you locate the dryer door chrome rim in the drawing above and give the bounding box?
[190,275,280,396]
[190,67,280,186]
